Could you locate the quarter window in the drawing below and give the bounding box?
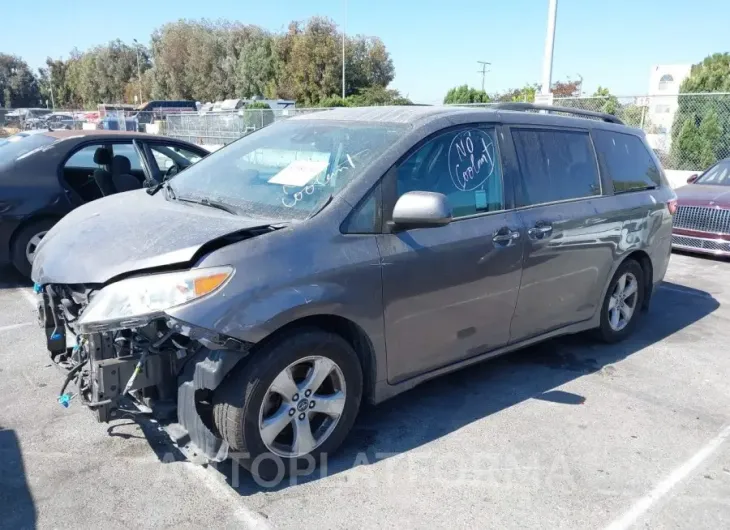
[592,130,662,193]
[396,127,504,219]
[511,129,600,206]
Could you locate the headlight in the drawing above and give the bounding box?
[76,266,233,332]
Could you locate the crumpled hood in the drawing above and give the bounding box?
[675,184,730,207]
[32,190,276,285]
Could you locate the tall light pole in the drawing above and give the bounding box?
[540,0,558,96]
[342,0,347,99]
[133,39,143,104]
[48,67,55,110]
[477,61,491,92]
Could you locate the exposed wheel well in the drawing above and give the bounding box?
[624,250,654,310]
[254,315,377,403]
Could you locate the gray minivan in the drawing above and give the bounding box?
[32,104,676,479]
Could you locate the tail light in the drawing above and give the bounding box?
[668,198,678,215]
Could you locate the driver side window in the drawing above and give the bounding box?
[396,127,504,218]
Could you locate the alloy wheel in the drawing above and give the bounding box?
[607,272,639,332]
[25,231,48,264]
[258,355,347,458]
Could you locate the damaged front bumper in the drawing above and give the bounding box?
[36,283,251,462]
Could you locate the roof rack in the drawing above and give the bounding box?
[492,102,624,125]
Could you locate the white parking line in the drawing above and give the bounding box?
[185,463,273,529]
[0,322,33,333]
[604,424,730,530]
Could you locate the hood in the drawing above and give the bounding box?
[32,190,278,285]
[675,184,730,207]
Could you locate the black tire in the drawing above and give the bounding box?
[595,259,645,343]
[212,328,363,482]
[10,219,57,278]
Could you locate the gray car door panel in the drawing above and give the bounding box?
[376,124,524,384]
[377,214,524,383]
[510,200,613,341]
[506,126,614,342]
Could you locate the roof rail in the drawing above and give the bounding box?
[493,102,625,125]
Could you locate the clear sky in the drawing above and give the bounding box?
[2,0,728,104]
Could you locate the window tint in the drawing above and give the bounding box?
[511,129,600,206]
[111,143,144,171]
[592,130,662,193]
[65,144,105,169]
[396,127,503,218]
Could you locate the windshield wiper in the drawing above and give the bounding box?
[176,196,240,215]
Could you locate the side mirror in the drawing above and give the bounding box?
[391,191,452,229]
[687,174,699,184]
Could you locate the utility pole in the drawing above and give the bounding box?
[342,0,347,99]
[477,61,491,92]
[49,68,55,110]
[541,0,558,95]
[133,39,143,104]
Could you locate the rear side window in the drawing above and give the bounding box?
[511,129,600,207]
[592,130,662,193]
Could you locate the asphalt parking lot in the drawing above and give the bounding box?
[1,252,730,530]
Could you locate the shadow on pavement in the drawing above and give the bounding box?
[0,427,36,529]
[217,280,719,493]
[0,265,30,290]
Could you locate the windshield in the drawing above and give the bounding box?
[695,160,730,186]
[167,119,408,220]
[0,133,55,162]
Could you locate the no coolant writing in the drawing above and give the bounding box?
[454,135,493,190]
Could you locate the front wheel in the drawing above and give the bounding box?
[213,329,363,482]
[595,259,645,343]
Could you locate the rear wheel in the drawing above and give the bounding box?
[595,259,645,343]
[11,219,56,278]
[213,329,363,482]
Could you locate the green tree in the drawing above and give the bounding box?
[493,84,538,103]
[591,86,619,115]
[234,28,277,98]
[443,84,489,104]
[0,54,41,108]
[347,86,411,106]
[670,53,730,170]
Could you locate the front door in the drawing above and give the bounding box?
[506,126,611,342]
[377,125,524,384]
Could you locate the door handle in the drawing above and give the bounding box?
[528,224,553,239]
[492,228,521,245]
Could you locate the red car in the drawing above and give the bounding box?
[672,158,730,257]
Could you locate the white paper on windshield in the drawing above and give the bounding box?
[268,160,329,187]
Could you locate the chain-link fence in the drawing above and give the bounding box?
[0,107,191,135]
[554,93,730,171]
[165,108,331,147]
[5,94,729,172]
